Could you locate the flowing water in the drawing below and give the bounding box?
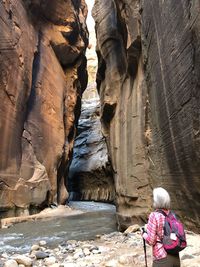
[0,202,117,254]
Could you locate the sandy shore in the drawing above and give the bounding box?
[1,205,83,229]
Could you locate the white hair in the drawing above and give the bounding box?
[153,187,171,209]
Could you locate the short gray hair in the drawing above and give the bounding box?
[153,187,171,209]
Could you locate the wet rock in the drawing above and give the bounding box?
[34,251,49,260]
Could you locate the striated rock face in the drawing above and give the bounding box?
[0,0,88,216]
[92,0,152,230]
[93,0,200,231]
[141,0,200,231]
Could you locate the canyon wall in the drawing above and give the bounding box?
[68,98,115,202]
[92,0,152,229]
[1,0,200,232]
[0,0,88,217]
[93,0,200,231]
[141,0,200,231]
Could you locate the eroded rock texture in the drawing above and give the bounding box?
[93,0,200,231]
[67,0,114,204]
[141,0,200,231]
[93,0,152,230]
[68,97,115,202]
[0,0,88,217]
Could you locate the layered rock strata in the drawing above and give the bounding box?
[141,0,200,231]
[93,0,200,231]
[92,0,152,230]
[0,0,88,217]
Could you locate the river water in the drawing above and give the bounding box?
[0,202,117,254]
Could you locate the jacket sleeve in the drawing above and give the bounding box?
[144,212,157,246]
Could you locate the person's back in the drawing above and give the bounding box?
[142,187,180,267]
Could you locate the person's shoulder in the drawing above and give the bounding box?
[155,209,171,220]
[149,209,167,219]
[148,211,159,220]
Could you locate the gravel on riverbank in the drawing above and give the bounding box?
[1,225,200,267]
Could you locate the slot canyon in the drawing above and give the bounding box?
[0,0,200,234]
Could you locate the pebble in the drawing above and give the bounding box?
[124,224,140,234]
[44,256,56,265]
[31,244,40,251]
[1,228,200,267]
[3,259,18,267]
[105,259,117,267]
[181,254,195,260]
[83,248,90,256]
[34,251,49,259]
[14,255,33,266]
[39,240,47,246]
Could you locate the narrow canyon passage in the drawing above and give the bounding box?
[0,0,200,234]
[67,0,115,204]
[1,0,200,266]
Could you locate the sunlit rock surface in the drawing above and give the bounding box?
[0,0,88,216]
[85,0,97,84]
[93,0,200,231]
[1,0,200,233]
[92,0,151,230]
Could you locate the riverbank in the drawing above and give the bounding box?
[1,226,200,267]
[1,205,84,229]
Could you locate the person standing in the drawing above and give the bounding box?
[142,187,180,267]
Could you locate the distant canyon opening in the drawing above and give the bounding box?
[67,0,116,204]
